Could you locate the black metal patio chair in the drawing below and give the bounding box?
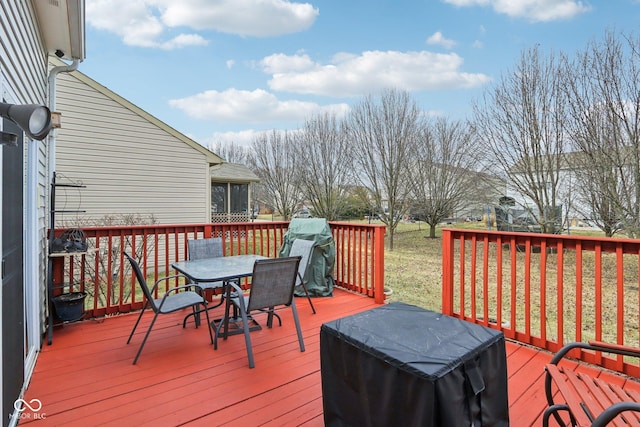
[213,256,304,368]
[123,252,213,365]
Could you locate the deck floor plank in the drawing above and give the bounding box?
[20,289,625,426]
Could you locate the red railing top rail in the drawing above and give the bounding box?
[444,228,640,252]
[73,221,386,232]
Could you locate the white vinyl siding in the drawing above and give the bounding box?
[54,70,214,225]
[1,0,50,337]
[0,2,48,105]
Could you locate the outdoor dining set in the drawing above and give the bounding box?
[123,237,317,368]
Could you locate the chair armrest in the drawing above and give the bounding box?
[549,342,595,365]
[549,341,640,366]
[150,274,201,294]
[225,281,244,297]
[588,341,640,358]
[596,402,640,427]
[224,281,248,310]
[163,284,204,295]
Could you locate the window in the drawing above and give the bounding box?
[212,183,248,213]
[211,184,227,213]
[231,184,248,213]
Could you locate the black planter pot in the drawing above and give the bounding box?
[52,291,86,322]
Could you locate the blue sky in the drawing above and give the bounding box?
[80,0,640,149]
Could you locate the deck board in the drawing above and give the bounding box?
[20,288,634,426]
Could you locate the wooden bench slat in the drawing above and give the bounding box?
[565,369,616,426]
[603,380,640,424]
[578,374,628,427]
[546,365,594,426]
[626,388,640,403]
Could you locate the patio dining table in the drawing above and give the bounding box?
[172,254,269,334]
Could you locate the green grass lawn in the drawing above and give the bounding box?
[383,220,612,310]
[383,222,445,311]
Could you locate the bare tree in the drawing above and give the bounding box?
[565,30,640,237]
[210,140,249,164]
[60,213,157,307]
[294,112,353,220]
[345,89,421,250]
[473,46,569,234]
[246,130,300,219]
[408,118,485,238]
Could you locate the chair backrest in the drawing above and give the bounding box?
[123,252,158,312]
[188,237,223,260]
[247,256,301,312]
[288,238,315,286]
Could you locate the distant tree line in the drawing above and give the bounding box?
[211,29,640,245]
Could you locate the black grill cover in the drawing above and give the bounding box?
[279,218,335,297]
[320,302,509,426]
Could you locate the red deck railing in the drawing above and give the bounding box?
[50,221,387,319]
[442,228,640,377]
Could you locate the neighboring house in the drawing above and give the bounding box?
[51,56,224,225]
[404,169,506,222]
[210,162,260,222]
[455,171,507,221]
[506,152,586,230]
[1,2,85,426]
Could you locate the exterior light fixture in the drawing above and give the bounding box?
[0,102,52,141]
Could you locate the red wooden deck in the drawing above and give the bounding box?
[19,289,639,426]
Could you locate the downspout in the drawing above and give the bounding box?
[47,59,79,184]
[43,59,79,346]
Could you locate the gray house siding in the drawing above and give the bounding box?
[53,66,222,225]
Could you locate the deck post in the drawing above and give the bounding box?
[441,229,454,315]
[373,225,386,304]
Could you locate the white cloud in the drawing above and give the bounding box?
[87,0,167,47]
[262,50,491,97]
[426,31,457,49]
[158,34,208,50]
[441,0,591,22]
[261,53,319,73]
[86,0,318,49]
[159,0,319,36]
[168,88,349,123]
[208,129,264,148]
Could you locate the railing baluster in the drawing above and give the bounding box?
[556,239,564,351]
[482,235,489,326]
[540,238,547,345]
[496,235,503,331]
[470,234,477,322]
